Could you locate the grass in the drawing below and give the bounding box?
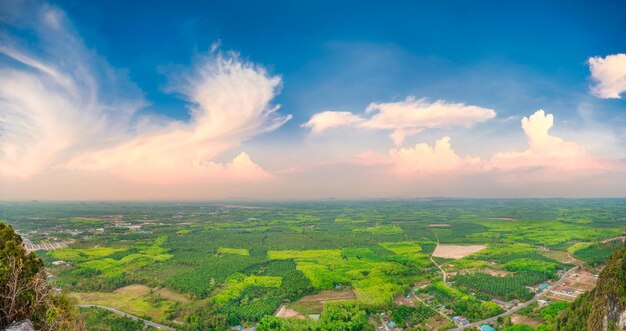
[50,247,127,261]
[353,224,404,235]
[71,291,178,322]
[218,247,251,256]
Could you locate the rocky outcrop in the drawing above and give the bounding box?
[4,320,34,331]
[557,245,626,331]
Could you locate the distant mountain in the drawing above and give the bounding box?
[557,244,626,331]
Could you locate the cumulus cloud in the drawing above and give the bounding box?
[355,110,611,177]
[356,137,482,174]
[489,110,609,172]
[588,53,626,99]
[0,2,289,183]
[303,97,495,145]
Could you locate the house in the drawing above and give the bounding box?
[538,283,549,291]
[538,299,548,307]
[452,316,469,326]
[480,325,496,331]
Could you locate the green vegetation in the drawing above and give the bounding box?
[258,301,371,331]
[79,307,145,331]
[0,223,80,330]
[571,240,623,266]
[455,271,548,301]
[390,304,435,326]
[218,247,250,256]
[1,199,623,330]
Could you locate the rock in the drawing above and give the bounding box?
[4,320,35,331]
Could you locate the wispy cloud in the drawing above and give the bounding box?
[588,53,626,99]
[0,2,290,183]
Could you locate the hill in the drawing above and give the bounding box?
[557,244,626,331]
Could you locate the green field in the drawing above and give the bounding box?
[1,199,623,330]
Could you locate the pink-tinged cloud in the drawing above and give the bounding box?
[0,4,289,184]
[303,97,495,145]
[363,97,496,129]
[356,137,482,174]
[588,53,626,99]
[489,110,611,173]
[62,52,290,183]
[355,110,612,178]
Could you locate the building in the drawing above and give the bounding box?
[452,316,469,326]
[538,283,549,291]
[480,325,496,331]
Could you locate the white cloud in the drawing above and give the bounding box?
[588,53,626,99]
[0,6,141,179]
[355,110,612,177]
[303,97,495,145]
[489,110,609,172]
[363,97,496,129]
[301,111,363,133]
[0,3,289,183]
[356,137,482,174]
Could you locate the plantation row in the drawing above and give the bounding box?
[454,271,551,301]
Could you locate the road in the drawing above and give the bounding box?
[431,231,447,284]
[79,304,176,330]
[448,266,579,330]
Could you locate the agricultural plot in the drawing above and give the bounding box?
[268,246,430,306]
[432,244,486,259]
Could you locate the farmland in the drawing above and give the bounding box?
[1,199,624,330]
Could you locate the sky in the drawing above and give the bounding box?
[0,0,625,200]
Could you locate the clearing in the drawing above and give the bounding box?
[432,244,486,259]
[115,284,189,303]
[548,269,598,302]
[480,268,511,277]
[288,290,356,314]
[275,305,307,319]
[511,313,542,327]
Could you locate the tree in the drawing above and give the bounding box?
[0,223,80,330]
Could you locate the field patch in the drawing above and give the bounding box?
[218,247,250,256]
[432,244,486,259]
[480,268,511,277]
[114,284,150,295]
[428,223,450,227]
[353,224,404,235]
[213,273,282,304]
[71,291,178,322]
[268,248,420,305]
[275,305,307,319]
[288,290,356,314]
[511,313,542,327]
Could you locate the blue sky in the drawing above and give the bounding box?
[1,0,625,199]
[55,0,625,122]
